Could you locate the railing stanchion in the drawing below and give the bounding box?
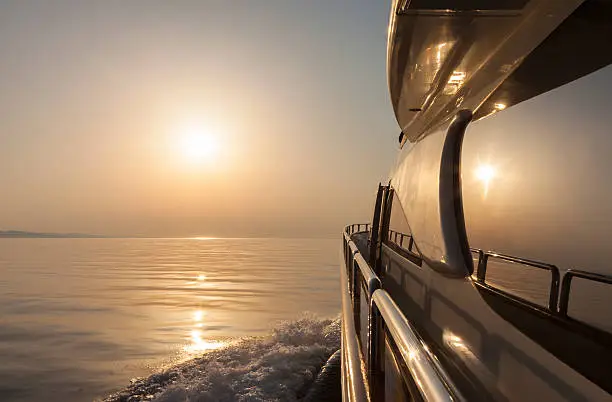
[371,291,462,401]
[559,270,612,317]
[352,259,360,335]
[549,269,560,313]
[476,253,488,283]
[559,274,572,316]
[368,301,382,400]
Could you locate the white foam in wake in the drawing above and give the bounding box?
[103,314,340,402]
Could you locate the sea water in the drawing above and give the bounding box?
[3,237,608,401]
[0,238,340,401]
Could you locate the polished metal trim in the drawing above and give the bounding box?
[471,247,560,311]
[354,252,381,299]
[343,224,463,401]
[341,253,370,402]
[559,270,612,317]
[349,241,360,258]
[371,290,464,402]
[438,109,473,276]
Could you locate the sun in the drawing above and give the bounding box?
[179,124,220,164]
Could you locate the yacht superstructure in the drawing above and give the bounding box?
[341,1,612,400]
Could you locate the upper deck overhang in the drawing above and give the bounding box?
[387,0,583,143]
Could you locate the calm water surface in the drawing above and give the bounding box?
[0,238,340,402]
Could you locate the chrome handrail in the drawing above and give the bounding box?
[343,234,380,349]
[371,290,463,402]
[349,241,360,257]
[354,252,381,298]
[470,247,560,311]
[342,223,461,402]
[340,264,370,402]
[559,270,612,316]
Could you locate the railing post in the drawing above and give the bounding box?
[343,235,348,267]
[352,261,361,340]
[348,251,353,295]
[549,268,561,313]
[344,242,347,270]
[408,236,414,252]
[371,291,463,401]
[476,252,488,283]
[368,298,383,401]
[559,273,573,316]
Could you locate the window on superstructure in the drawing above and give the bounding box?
[386,191,422,266]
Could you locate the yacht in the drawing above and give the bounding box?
[341,1,612,400]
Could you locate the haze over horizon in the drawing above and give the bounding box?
[0,0,398,238]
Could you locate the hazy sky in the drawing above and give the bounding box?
[0,0,399,237]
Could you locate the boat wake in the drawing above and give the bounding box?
[102,314,340,402]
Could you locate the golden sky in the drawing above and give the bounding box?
[0,1,398,237]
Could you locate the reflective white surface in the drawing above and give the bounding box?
[387,0,581,141]
[392,128,447,264]
[462,64,612,277]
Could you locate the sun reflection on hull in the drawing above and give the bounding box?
[475,164,497,199]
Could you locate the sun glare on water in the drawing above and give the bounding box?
[183,308,226,353]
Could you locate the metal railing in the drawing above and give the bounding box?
[342,224,461,401]
[346,223,370,236]
[471,248,612,328]
[343,226,380,350]
[559,270,612,317]
[471,248,560,311]
[340,264,369,402]
[370,290,462,402]
[388,229,415,252]
[387,229,423,266]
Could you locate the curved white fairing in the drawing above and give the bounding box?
[392,63,612,280]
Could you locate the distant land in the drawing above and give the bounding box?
[0,230,106,238]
